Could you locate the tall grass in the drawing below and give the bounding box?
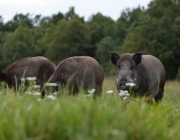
[0,78,180,140]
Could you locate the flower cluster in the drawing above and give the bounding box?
[119,82,136,100]
[22,77,58,101]
[84,89,96,97]
[45,83,58,87]
[106,90,113,94]
[119,90,130,100]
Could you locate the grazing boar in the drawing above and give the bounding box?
[49,56,104,97]
[110,52,166,102]
[0,56,56,96]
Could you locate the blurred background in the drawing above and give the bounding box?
[0,0,179,80]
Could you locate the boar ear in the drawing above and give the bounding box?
[110,52,120,65]
[132,52,142,66]
[0,72,6,81]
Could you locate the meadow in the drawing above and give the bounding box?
[0,77,180,140]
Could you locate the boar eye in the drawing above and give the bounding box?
[118,65,121,69]
[130,65,135,70]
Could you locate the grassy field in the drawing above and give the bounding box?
[0,77,180,140]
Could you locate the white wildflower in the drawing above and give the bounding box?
[83,95,90,98]
[123,90,129,93]
[119,90,130,97]
[26,77,37,81]
[106,90,113,94]
[119,92,126,97]
[88,88,96,94]
[20,78,26,82]
[45,83,58,87]
[119,90,129,96]
[52,92,57,95]
[25,91,32,94]
[125,83,136,87]
[123,96,128,100]
[33,92,41,96]
[47,95,56,100]
[33,85,41,89]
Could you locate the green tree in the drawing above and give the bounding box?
[31,27,45,56]
[116,7,145,45]
[43,18,90,64]
[95,37,119,75]
[121,0,180,79]
[50,12,64,25]
[1,25,35,67]
[3,13,33,32]
[0,16,5,70]
[0,16,4,44]
[88,13,116,57]
[65,7,83,21]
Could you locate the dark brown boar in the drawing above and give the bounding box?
[49,56,104,96]
[0,56,56,96]
[110,52,166,102]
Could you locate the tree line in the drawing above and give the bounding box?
[0,0,180,79]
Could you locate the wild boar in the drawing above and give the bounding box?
[49,56,104,97]
[0,56,56,96]
[110,52,166,102]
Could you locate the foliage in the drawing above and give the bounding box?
[43,18,90,64]
[120,0,180,79]
[2,13,34,32]
[95,37,118,75]
[1,25,35,66]
[176,67,180,80]
[88,13,117,57]
[1,1,180,78]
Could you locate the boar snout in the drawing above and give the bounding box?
[117,78,127,89]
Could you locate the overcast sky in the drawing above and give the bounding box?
[0,0,152,23]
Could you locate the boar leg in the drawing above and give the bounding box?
[154,87,164,102]
[146,82,159,102]
[94,85,102,98]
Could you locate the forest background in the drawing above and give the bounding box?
[0,0,180,80]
